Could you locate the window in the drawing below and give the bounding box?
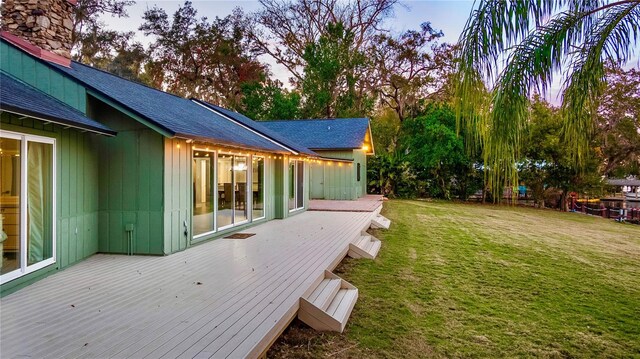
[216,153,248,230]
[357,163,361,182]
[192,150,214,237]
[1,132,55,283]
[288,160,304,211]
[192,149,266,239]
[252,156,265,220]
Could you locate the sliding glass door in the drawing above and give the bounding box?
[233,156,248,224]
[217,154,233,229]
[192,150,266,239]
[288,159,304,212]
[192,151,214,236]
[252,157,265,220]
[1,132,55,283]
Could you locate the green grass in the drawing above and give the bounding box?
[269,200,640,358]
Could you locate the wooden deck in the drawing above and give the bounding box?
[0,210,377,359]
[309,195,384,212]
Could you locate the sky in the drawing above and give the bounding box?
[102,0,638,103]
[102,0,475,86]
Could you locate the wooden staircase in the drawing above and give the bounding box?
[348,232,382,259]
[298,270,359,333]
[370,214,391,229]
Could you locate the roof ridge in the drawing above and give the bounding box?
[262,118,369,122]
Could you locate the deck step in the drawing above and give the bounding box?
[307,278,342,311]
[299,271,359,333]
[348,233,382,259]
[370,214,391,229]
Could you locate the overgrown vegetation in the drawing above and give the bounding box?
[269,200,640,358]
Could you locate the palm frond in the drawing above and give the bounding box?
[562,2,640,165]
[483,11,589,197]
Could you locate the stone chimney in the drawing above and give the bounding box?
[1,0,75,59]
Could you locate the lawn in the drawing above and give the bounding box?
[268,200,640,358]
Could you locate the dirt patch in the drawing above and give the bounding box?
[408,248,417,260]
[267,319,360,358]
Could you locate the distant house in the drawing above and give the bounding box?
[262,119,374,200]
[0,5,374,293]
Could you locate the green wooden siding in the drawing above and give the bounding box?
[311,150,367,200]
[0,42,86,112]
[273,157,286,219]
[1,113,100,294]
[354,149,367,196]
[163,138,191,254]
[88,98,165,255]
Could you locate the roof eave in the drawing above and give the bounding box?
[191,99,310,155]
[174,133,291,155]
[0,106,116,136]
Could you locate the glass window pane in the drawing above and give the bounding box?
[26,141,53,266]
[234,156,248,223]
[192,151,214,236]
[1,137,21,275]
[296,161,304,209]
[288,161,295,210]
[252,157,264,220]
[217,154,233,229]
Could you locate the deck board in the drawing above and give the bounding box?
[0,210,375,359]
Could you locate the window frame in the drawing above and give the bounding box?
[288,159,305,213]
[192,150,267,241]
[192,149,217,240]
[251,155,266,222]
[0,130,56,284]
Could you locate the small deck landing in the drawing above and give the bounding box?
[309,195,384,212]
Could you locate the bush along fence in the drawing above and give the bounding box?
[572,201,640,224]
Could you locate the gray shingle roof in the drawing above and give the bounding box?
[260,118,370,150]
[193,100,316,156]
[0,71,115,135]
[47,60,293,153]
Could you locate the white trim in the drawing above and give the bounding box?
[191,100,299,155]
[0,130,57,285]
[217,223,235,232]
[366,121,376,155]
[192,230,216,241]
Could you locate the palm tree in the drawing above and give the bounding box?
[455,0,640,199]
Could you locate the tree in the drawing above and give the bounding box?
[71,0,134,60]
[250,0,397,85]
[400,104,480,199]
[370,22,454,121]
[597,65,640,177]
[240,79,301,120]
[141,2,266,109]
[369,107,401,154]
[455,1,640,198]
[300,22,371,118]
[520,96,603,210]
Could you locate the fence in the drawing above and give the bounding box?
[573,201,640,223]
